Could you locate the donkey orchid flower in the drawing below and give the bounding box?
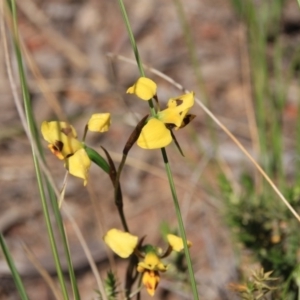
[127,77,195,149]
[103,228,192,296]
[41,113,110,185]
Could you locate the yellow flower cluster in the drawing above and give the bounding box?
[127,77,195,149]
[41,113,110,185]
[41,77,195,184]
[104,228,192,296]
[40,78,195,296]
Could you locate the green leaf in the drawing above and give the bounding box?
[85,146,110,173]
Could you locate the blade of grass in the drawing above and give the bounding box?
[297,100,300,186]
[116,1,199,299]
[172,0,217,151]
[46,181,81,300]
[1,4,103,298]
[117,0,156,116]
[0,234,29,300]
[232,0,286,186]
[5,4,84,296]
[6,1,71,298]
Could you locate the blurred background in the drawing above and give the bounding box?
[1,0,300,299]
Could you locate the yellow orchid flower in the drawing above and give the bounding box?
[41,121,82,160]
[127,77,195,149]
[41,113,110,185]
[103,229,191,296]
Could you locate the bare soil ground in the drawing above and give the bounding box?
[1,0,300,299]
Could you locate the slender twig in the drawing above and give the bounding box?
[62,203,108,300]
[22,243,63,300]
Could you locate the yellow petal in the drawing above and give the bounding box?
[138,252,167,272]
[167,234,192,252]
[142,270,160,297]
[41,121,77,141]
[167,92,195,111]
[103,229,138,258]
[167,92,195,127]
[137,119,172,149]
[41,121,82,158]
[87,113,111,132]
[65,148,91,186]
[126,77,157,101]
[158,107,182,127]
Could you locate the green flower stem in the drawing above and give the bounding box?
[117,0,156,117]
[161,148,199,298]
[0,234,29,300]
[117,1,199,298]
[117,0,143,77]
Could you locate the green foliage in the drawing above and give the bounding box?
[221,1,300,298]
[219,173,300,298]
[96,271,119,300]
[231,268,278,300]
[105,271,119,300]
[85,146,110,173]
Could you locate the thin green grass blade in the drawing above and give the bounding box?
[297,101,300,186]
[0,234,29,300]
[172,0,217,153]
[7,1,70,298]
[117,1,199,299]
[161,148,199,298]
[46,182,81,300]
[117,0,144,77]
[117,0,156,116]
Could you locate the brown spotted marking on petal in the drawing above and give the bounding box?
[174,99,183,106]
[61,127,73,136]
[165,123,175,130]
[48,143,64,159]
[54,140,64,152]
[179,114,196,128]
